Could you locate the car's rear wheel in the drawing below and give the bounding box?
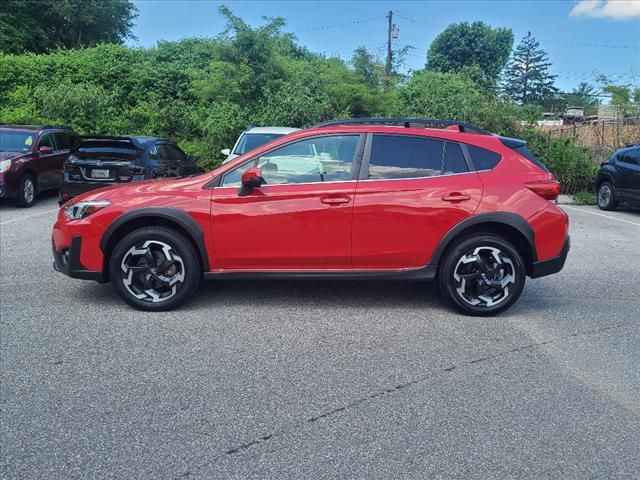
[109,227,201,311]
[438,234,526,316]
[597,182,618,211]
[16,173,36,208]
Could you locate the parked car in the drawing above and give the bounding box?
[0,124,79,207]
[59,136,201,204]
[221,126,300,163]
[596,143,640,210]
[52,117,569,316]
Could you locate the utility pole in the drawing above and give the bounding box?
[386,10,393,77]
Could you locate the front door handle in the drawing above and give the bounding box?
[321,195,351,205]
[442,193,471,202]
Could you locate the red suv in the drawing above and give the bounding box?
[52,118,569,315]
[1,125,79,206]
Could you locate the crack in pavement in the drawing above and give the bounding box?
[193,320,634,470]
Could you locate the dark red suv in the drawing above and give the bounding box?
[0,125,79,207]
[52,118,569,315]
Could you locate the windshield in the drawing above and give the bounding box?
[233,133,285,155]
[0,130,35,152]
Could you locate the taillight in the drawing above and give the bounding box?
[64,165,82,181]
[525,180,560,201]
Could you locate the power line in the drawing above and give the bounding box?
[293,16,385,33]
[539,39,639,50]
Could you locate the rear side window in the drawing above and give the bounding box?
[443,142,468,174]
[467,145,502,171]
[368,135,444,179]
[52,132,70,150]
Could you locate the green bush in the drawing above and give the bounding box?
[573,191,596,205]
[519,129,598,194]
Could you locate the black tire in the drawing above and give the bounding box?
[109,227,201,311]
[16,173,36,208]
[438,234,526,316]
[597,182,618,211]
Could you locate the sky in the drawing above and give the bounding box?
[129,0,640,93]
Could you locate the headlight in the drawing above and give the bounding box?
[63,200,111,220]
[0,159,12,173]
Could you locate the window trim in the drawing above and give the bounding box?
[210,133,366,189]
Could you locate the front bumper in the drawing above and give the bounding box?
[52,236,107,282]
[0,182,16,199]
[530,235,570,278]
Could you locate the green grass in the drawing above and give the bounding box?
[572,191,597,205]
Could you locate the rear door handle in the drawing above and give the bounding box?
[321,195,351,205]
[442,193,471,202]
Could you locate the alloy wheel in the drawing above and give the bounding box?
[120,240,185,303]
[598,184,611,208]
[452,246,516,308]
[23,178,34,204]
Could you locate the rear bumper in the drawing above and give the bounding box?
[530,235,570,279]
[52,236,106,281]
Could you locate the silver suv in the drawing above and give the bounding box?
[221,126,300,163]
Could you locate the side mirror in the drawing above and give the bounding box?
[39,145,53,155]
[239,167,265,196]
[221,148,231,157]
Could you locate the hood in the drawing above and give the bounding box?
[0,151,27,161]
[66,172,214,204]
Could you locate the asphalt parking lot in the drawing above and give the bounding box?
[1,195,639,479]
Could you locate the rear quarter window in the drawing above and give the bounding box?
[467,145,502,171]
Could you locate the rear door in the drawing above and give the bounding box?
[351,134,483,269]
[35,131,67,189]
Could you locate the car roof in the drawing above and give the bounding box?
[0,124,72,132]
[244,126,300,135]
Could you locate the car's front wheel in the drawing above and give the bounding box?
[109,227,201,311]
[438,234,526,316]
[16,173,36,207]
[597,182,618,211]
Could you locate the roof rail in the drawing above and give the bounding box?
[309,117,492,135]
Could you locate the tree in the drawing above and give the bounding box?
[426,21,513,88]
[562,82,600,115]
[503,32,558,106]
[597,75,640,119]
[0,0,137,54]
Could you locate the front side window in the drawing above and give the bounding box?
[618,149,639,166]
[38,133,55,151]
[221,135,359,187]
[368,135,444,180]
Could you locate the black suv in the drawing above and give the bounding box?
[597,144,640,210]
[59,136,201,204]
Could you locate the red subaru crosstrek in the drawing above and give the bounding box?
[52,118,569,315]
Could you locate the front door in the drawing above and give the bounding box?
[616,148,640,202]
[352,134,483,269]
[210,134,363,270]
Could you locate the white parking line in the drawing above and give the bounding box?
[562,205,640,227]
[0,208,59,226]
